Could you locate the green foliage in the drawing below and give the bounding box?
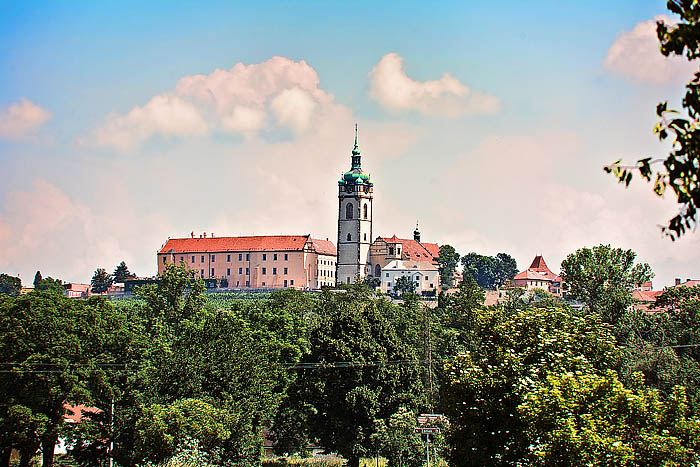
[113,261,134,283]
[286,284,424,467]
[443,306,619,466]
[393,276,415,296]
[460,252,518,290]
[35,277,64,295]
[520,371,700,466]
[436,245,460,287]
[90,268,113,294]
[261,455,345,467]
[560,244,653,324]
[0,273,21,296]
[373,407,423,467]
[605,0,700,239]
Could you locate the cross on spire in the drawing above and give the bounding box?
[351,123,362,169]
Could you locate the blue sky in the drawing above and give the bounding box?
[1,0,697,288]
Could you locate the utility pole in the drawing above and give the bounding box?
[109,396,114,467]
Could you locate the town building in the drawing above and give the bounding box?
[512,255,563,296]
[336,125,374,284]
[157,234,336,290]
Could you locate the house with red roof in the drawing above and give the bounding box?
[512,255,563,296]
[157,233,336,290]
[368,225,441,294]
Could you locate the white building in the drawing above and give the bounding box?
[380,260,439,295]
[336,125,374,284]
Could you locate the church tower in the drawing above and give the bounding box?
[336,125,373,284]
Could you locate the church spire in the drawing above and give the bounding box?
[351,123,361,170]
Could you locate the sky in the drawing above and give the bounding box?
[0,0,698,289]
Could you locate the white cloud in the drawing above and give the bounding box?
[604,15,696,84]
[85,56,337,148]
[368,52,500,117]
[0,98,52,141]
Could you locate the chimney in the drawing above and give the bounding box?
[191,231,194,238]
[675,278,681,286]
[203,232,207,238]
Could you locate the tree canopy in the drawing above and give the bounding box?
[605,0,700,239]
[461,252,518,290]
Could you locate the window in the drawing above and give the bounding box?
[236,281,239,286]
[363,203,368,219]
[262,282,265,286]
[211,268,215,276]
[284,280,288,287]
[284,267,288,275]
[273,253,277,260]
[388,282,392,287]
[246,281,250,287]
[246,268,249,275]
[364,233,367,241]
[201,255,204,262]
[430,283,434,288]
[262,267,267,275]
[389,247,394,255]
[246,254,250,261]
[273,267,277,275]
[227,268,231,275]
[375,265,381,277]
[162,256,166,263]
[262,253,267,261]
[346,202,353,219]
[191,256,195,263]
[180,256,183,262]
[200,269,204,277]
[290,280,294,285]
[239,254,242,261]
[238,267,242,274]
[347,233,352,241]
[211,255,215,262]
[398,248,401,255]
[385,273,389,278]
[227,254,231,262]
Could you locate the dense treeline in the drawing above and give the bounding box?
[2,244,700,467]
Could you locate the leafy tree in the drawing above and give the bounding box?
[605,0,700,239]
[394,276,416,296]
[461,252,518,290]
[520,371,700,466]
[0,274,21,296]
[436,245,460,287]
[373,407,424,467]
[112,261,134,283]
[293,284,424,467]
[35,277,64,295]
[560,244,653,325]
[443,306,619,466]
[33,271,42,289]
[90,268,113,294]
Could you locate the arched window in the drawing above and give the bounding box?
[363,203,368,219]
[346,203,353,219]
[347,233,352,241]
[375,264,381,277]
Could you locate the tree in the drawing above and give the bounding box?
[0,274,21,296]
[90,269,113,294]
[443,306,619,466]
[461,252,518,290]
[112,261,134,283]
[436,245,460,287]
[520,371,700,466]
[295,284,424,467]
[560,244,653,325]
[605,0,700,239]
[373,407,424,467]
[394,276,416,296]
[33,271,42,289]
[35,277,64,295]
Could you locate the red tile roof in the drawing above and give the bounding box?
[311,238,337,256]
[159,235,312,254]
[632,289,663,303]
[64,404,102,423]
[379,236,438,264]
[675,279,700,288]
[514,270,550,281]
[518,255,562,282]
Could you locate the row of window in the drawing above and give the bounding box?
[164,253,291,264]
[346,202,369,220]
[345,233,369,241]
[204,266,292,277]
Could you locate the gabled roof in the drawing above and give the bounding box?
[514,270,551,281]
[675,279,700,288]
[517,254,562,282]
[311,238,337,256]
[378,236,438,265]
[159,235,311,254]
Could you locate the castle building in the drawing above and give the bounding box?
[336,125,373,284]
[513,254,563,296]
[157,234,336,290]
